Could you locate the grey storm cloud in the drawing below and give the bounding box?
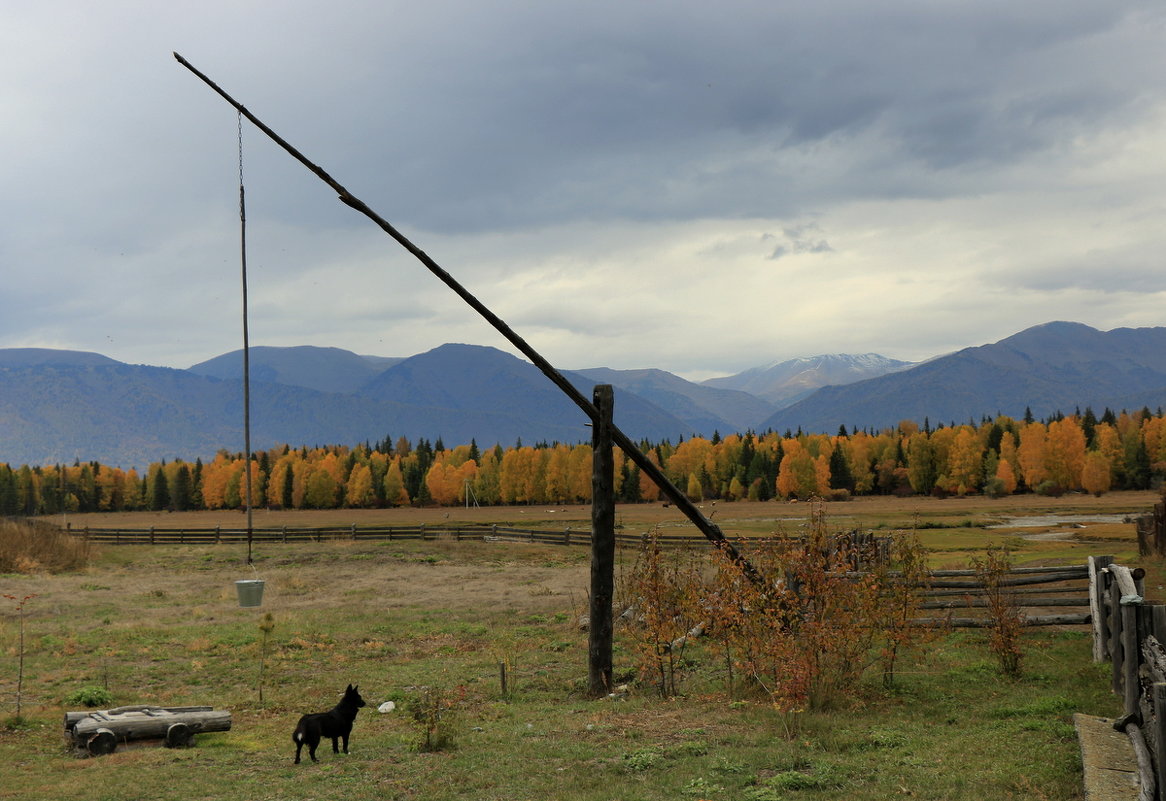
[0,0,1164,375]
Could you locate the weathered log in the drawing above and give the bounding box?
[1108,564,1146,599]
[1121,721,1157,801]
[913,612,1090,628]
[86,728,117,756]
[165,722,193,749]
[927,570,1089,589]
[919,597,1088,610]
[71,709,231,742]
[922,584,1088,599]
[1145,635,1166,685]
[65,705,212,731]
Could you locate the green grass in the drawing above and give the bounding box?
[0,534,1124,800]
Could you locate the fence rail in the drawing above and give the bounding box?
[64,523,717,548]
[909,562,1092,628]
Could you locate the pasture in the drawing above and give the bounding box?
[1,492,1160,800]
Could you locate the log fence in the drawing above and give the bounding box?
[914,563,1093,628]
[65,522,722,548]
[1089,556,1166,801]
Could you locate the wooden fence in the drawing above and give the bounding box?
[915,562,1093,627]
[66,523,720,548]
[1090,556,1166,801]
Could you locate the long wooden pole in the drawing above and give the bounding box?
[173,53,763,586]
[589,385,615,697]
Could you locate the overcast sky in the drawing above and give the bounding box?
[2,1,1164,381]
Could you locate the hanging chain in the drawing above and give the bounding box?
[237,111,246,221]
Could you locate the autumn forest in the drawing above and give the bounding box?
[2,406,1164,516]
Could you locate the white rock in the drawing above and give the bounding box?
[377,701,396,713]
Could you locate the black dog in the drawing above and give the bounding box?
[292,684,367,763]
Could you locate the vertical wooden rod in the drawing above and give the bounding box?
[588,385,615,697]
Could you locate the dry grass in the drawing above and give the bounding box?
[0,519,91,574]
[0,492,1154,800]
[41,488,1157,532]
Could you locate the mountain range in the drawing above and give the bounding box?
[1,321,1164,467]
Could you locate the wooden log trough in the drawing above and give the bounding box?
[64,705,232,757]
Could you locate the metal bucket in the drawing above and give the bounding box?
[235,579,265,608]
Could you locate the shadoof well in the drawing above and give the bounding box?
[174,53,763,696]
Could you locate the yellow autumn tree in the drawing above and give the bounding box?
[638,450,662,502]
[383,458,409,507]
[1017,423,1048,489]
[567,444,592,503]
[346,463,375,507]
[994,458,1018,495]
[1045,418,1086,490]
[1081,451,1112,496]
[946,427,983,495]
[777,439,817,500]
[998,431,1020,483]
[544,444,572,504]
[473,448,502,505]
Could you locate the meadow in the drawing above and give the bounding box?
[1,491,1160,800]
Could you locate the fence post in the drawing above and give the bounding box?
[351,523,356,540]
[149,527,155,545]
[1112,573,1126,697]
[1091,556,1114,662]
[1122,600,1141,716]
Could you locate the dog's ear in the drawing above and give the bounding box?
[346,684,354,691]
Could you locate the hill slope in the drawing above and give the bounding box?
[189,345,402,394]
[763,322,1166,433]
[0,344,697,466]
[575,366,776,434]
[704,353,914,406]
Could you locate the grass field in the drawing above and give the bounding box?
[2,492,1161,800]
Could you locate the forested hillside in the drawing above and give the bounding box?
[3,406,1160,515]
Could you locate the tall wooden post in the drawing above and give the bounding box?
[589,384,615,697]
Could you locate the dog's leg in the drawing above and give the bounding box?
[294,741,302,764]
[331,735,340,754]
[341,733,349,754]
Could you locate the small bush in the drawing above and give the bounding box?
[1033,481,1064,497]
[65,686,114,708]
[410,685,463,752]
[983,478,1008,498]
